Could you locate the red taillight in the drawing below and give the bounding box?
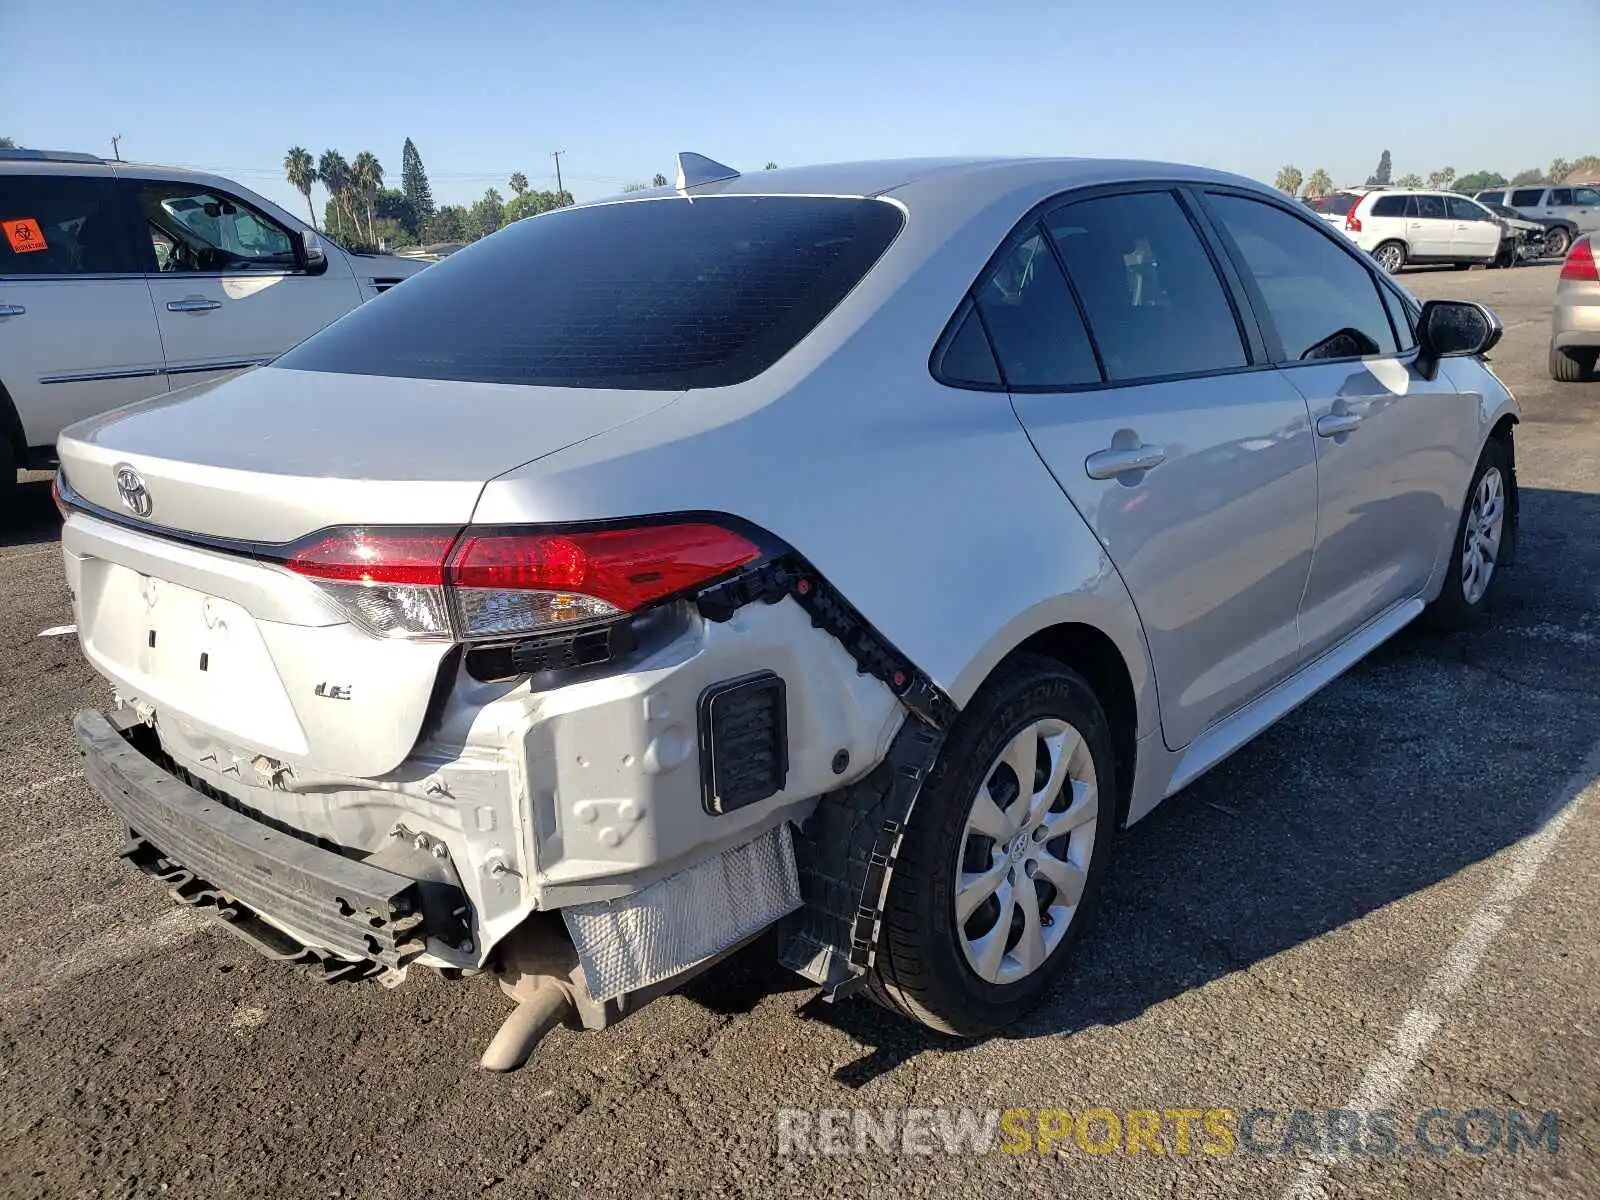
[279,521,762,641]
[1345,201,1363,233]
[51,473,69,519]
[1560,237,1597,281]
[450,525,760,611]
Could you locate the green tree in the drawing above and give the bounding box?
[401,138,434,224]
[317,149,355,238]
[503,188,572,223]
[1549,157,1573,184]
[424,205,467,243]
[1273,165,1303,195]
[0,136,15,149]
[373,188,418,238]
[1452,170,1506,194]
[764,161,778,170]
[351,151,384,243]
[1365,149,1392,186]
[467,187,505,241]
[1509,168,1544,186]
[1395,173,1423,188]
[509,171,529,196]
[1572,155,1600,180]
[283,146,318,230]
[651,172,668,187]
[1303,168,1334,199]
[1426,166,1456,191]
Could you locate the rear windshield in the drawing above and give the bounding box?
[277,195,905,389]
[1310,192,1359,216]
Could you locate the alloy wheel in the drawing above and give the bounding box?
[1461,466,1505,606]
[1375,244,1404,273]
[954,717,1098,985]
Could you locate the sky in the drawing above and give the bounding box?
[3,0,1596,220]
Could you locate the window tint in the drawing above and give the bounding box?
[1549,189,1574,206]
[1413,195,1448,219]
[1509,188,1545,207]
[280,196,904,389]
[0,173,132,275]
[1370,195,1409,217]
[1477,190,1505,205]
[133,182,296,272]
[1448,196,1489,222]
[1205,193,1397,363]
[939,305,1001,386]
[1575,188,1600,206]
[972,230,1100,389]
[1046,191,1246,382]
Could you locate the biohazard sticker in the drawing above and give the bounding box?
[3,218,47,253]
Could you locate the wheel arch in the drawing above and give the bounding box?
[0,378,26,461]
[1487,411,1519,565]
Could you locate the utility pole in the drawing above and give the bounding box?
[551,150,566,205]
[109,135,122,161]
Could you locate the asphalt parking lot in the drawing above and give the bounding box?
[1,263,1596,1199]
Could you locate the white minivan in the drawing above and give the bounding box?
[0,149,428,511]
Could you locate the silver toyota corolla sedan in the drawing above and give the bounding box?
[53,154,1518,1069]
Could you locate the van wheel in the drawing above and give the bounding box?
[0,437,16,520]
[869,655,1117,1036]
[1550,347,1596,383]
[1372,241,1407,274]
[1425,438,1513,630]
[1545,227,1571,258]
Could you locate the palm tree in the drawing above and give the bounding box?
[651,172,667,187]
[317,150,353,239]
[1303,168,1334,199]
[1273,165,1303,196]
[284,147,318,230]
[509,171,528,196]
[351,151,384,242]
[1395,173,1423,188]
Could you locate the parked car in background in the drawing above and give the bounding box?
[56,153,1517,1070]
[1550,234,1599,382]
[1482,202,1548,266]
[0,148,429,513]
[1475,185,1600,258]
[1314,188,1501,273]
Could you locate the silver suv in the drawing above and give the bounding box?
[56,155,1520,1069]
[1474,184,1600,257]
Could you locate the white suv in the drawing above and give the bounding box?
[0,149,428,512]
[1311,188,1502,274]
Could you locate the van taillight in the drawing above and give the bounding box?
[280,522,762,641]
[1560,238,1598,281]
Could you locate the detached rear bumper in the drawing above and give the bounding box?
[76,708,451,980]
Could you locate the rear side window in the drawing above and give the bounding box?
[1477,190,1505,205]
[1509,188,1545,207]
[1205,194,1397,362]
[1312,193,1360,217]
[938,304,1002,387]
[1370,195,1409,217]
[277,196,904,389]
[0,173,133,275]
[1550,189,1574,206]
[1046,191,1246,382]
[971,230,1100,389]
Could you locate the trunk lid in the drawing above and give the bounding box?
[57,366,682,779]
[56,365,682,543]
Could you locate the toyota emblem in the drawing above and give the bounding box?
[114,464,152,518]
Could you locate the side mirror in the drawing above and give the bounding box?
[296,231,329,276]
[1416,299,1502,379]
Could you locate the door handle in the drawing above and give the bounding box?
[166,297,221,313]
[0,304,24,317]
[1085,444,1167,479]
[1316,412,1362,437]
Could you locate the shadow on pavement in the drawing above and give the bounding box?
[687,485,1600,1085]
[1,477,61,551]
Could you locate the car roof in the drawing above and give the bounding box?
[585,155,1277,211]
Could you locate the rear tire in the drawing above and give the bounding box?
[1550,346,1596,383]
[1544,226,1571,258]
[870,655,1117,1036]
[0,437,16,522]
[1372,241,1407,274]
[1425,438,1513,630]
